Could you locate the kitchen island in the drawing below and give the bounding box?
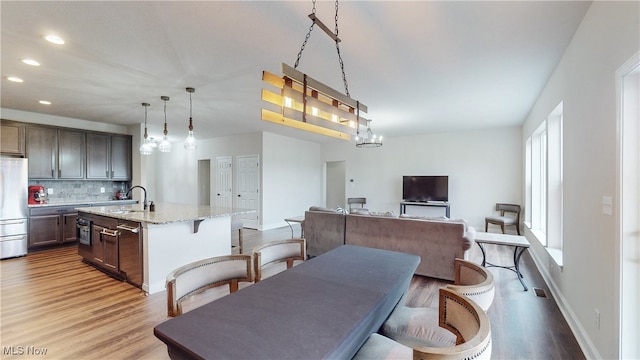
[75,203,253,294]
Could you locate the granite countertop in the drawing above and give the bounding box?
[75,203,255,225]
[28,199,138,208]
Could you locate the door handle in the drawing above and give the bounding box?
[100,229,119,237]
[0,220,26,225]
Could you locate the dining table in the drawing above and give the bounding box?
[153,244,420,359]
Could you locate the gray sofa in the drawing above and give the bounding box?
[303,207,475,281]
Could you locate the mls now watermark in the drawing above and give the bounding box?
[3,346,48,356]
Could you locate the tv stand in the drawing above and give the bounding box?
[400,201,450,218]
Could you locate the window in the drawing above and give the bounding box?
[526,102,563,264]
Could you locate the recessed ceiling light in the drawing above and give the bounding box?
[22,59,40,66]
[7,76,24,83]
[39,100,52,105]
[44,34,65,45]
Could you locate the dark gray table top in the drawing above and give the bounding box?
[154,245,420,360]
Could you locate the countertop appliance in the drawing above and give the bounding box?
[28,185,48,204]
[1,158,29,259]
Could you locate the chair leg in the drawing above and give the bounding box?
[501,224,505,234]
[238,229,243,254]
[515,224,520,235]
[485,220,488,232]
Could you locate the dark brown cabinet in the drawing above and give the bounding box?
[110,135,131,180]
[0,120,26,156]
[79,212,141,287]
[58,129,85,179]
[28,214,60,247]
[26,126,56,179]
[26,126,85,179]
[86,133,131,180]
[91,223,119,273]
[28,206,78,249]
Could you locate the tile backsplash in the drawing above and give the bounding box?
[28,180,130,204]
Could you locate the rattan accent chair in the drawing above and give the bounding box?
[166,254,253,317]
[446,258,495,312]
[379,258,493,351]
[253,238,306,282]
[485,203,521,235]
[354,288,492,360]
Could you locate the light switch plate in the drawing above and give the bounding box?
[47,188,54,194]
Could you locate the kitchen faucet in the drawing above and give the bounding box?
[126,185,148,210]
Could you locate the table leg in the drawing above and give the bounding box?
[477,242,487,266]
[513,246,528,291]
[285,221,294,238]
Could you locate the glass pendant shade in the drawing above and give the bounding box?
[158,136,172,152]
[139,139,154,155]
[184,130,197,150]
[139,102,154,155]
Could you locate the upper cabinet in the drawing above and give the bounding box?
[110,135,131,180]
[58,129,86,179]
[0,120,26,156]
[26,126,57,179]
[86,133,131,180]
[25,124,131,181]
[26,126,85,179]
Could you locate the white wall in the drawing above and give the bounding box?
[521,2,640,359]
[262,132,322,229]
[322,126,522,229]
[147,132,263,205]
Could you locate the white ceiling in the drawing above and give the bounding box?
[1,1,591,144]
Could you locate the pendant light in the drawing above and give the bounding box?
[356,119,383,148]
[158,95,172,153]
[139,102,154,155]
[184,87,197,150]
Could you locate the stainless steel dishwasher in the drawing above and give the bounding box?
[116,221,142,288]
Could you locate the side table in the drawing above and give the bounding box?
[284,216,305,238]
[475,232,531,291]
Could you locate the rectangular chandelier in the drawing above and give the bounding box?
[261,63,369,141]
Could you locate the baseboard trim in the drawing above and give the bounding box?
[528,248,601,359]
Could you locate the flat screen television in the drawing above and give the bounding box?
[402,176,449,202]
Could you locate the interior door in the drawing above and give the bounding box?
[215,157,232,208]
[236,155,260,229]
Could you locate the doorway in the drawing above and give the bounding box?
[197,160,210,206]
[215,156,232,208]
[617,53,639,359]
[326,161,345,209]
[237,155,260,229]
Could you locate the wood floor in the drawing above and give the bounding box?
[0,225,584,360]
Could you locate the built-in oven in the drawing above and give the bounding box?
[77,218,92,258]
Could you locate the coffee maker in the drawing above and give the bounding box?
[28,185,48,204]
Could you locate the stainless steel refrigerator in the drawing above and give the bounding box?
[0,158,28,259]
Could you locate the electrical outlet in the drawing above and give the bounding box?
[47,188,54,195]
[595,308,600,330]
[100,187,105,193]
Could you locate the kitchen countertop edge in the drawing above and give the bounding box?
[75,203,255,225]
[29,199,139,208]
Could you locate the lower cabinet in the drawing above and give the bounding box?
[29,207,78,249]
[79,212,141,288]
[91,223,119,274]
